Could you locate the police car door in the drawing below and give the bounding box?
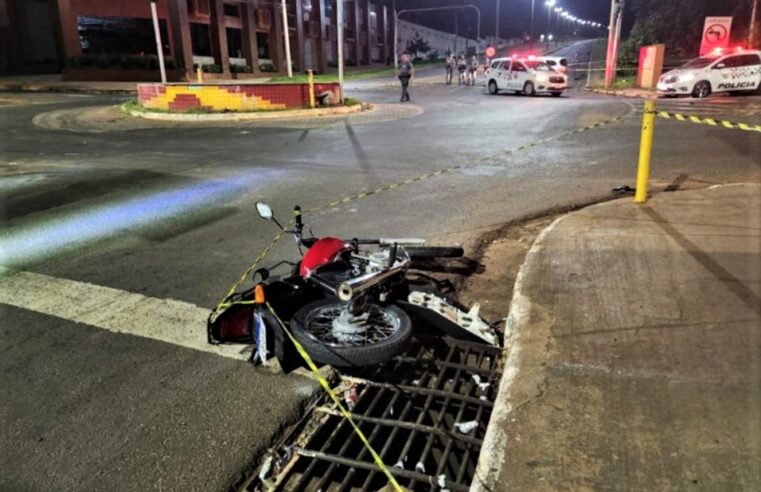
[712,54,761,92]
[495,60,510,90]
[509,61,528,91]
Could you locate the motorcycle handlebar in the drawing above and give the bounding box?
[353,238,426,246]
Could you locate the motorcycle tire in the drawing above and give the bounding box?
[405,246,464,259]
[289,299,412,368]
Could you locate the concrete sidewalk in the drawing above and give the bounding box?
[476,184,761,491]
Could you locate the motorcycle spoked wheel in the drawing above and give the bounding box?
[289,299,412,368]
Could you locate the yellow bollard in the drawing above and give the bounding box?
[196,66,203,83]
[635,99,657,203]
[307,69,316,109]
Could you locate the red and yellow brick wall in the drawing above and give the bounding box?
[137,83,341,112]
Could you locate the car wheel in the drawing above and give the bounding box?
[488,80,499,95]
[523,81,536,96]
[691,81,711,98]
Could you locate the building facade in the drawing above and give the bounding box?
[0,0,396,77]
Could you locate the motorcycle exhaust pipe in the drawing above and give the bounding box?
[336,264,406,302]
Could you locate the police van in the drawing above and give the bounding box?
[657,48,761,98]
[486,57,567,97]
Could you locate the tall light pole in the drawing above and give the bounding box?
[604,0,625,89]
[496,0,500,39]
[149,0,167,84]
[281,0,293,77]
[337,0,344,95]
[750,0,759,47]
[545,0,556,36]
[531,0,536,39]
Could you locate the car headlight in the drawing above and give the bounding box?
[661,75,678,84]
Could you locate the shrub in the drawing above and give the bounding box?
[259,63,277,72]
[231,64,253,73]
[343,97,361,107]
[203,64,222,73]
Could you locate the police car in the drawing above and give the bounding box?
[486,57,567,96]
[657,48,761,98]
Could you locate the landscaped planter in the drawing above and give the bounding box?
[137,82,341,112]
[63,68,186,82]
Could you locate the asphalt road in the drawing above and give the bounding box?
[2,42,761,490]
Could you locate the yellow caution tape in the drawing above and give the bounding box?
[212,112,631,316]
[264,302,404,492]
[209,112,633,485]
[656,110,761,133]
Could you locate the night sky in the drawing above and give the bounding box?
[395,0,612,39]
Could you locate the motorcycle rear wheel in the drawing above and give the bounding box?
[290,299,412,368]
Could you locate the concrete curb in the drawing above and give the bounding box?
[0,83,136,95]
[470,213,570,492]
[127,102,372,122]
[586,87,658,99]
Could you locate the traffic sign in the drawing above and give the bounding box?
[485,45,496,58]
[699,17,732,55]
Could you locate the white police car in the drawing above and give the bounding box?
[657,48,761,98]
[486,57,567,97]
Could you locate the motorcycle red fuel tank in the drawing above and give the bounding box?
[300,237,352,277]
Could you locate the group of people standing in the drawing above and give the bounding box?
[395,51,481,103]
[445,53,479,86]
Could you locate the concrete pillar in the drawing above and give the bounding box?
[363,0,370,64]
[241,0,261,73]
[209,0,230,74]
[167,0,194,77]
[315,0,327,73]
[352,0,360,65]
[293,0,305,72]
[270,2,286,74]
[55,0,81,58]
[382,5,388,65]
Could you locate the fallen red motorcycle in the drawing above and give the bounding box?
[208,203,499,369]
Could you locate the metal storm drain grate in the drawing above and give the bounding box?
[258,336,502,491]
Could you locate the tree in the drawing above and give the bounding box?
[621,0,754,62]
[406,32,431,61]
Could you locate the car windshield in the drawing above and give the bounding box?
[524,61,554,72]
[682,56,720,69]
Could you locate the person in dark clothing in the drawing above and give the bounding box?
[445,53,455,85]
[398,53,414,102]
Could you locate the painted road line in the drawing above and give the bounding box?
[0,267,249,361]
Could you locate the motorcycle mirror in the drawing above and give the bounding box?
[256,202,274,220]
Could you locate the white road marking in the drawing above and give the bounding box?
[0,267,250,361]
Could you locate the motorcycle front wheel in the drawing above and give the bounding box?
[290,299,412,368]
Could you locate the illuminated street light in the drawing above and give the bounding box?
[545,0,556,33]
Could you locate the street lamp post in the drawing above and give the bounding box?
[496,0,500,39]
[531,0,536,39]
[281,0,293,78]
[545,0,556,36]
[750,0,759,47]
[604,0,625,89]
[149,0,167,84]
[338,0,344,96]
